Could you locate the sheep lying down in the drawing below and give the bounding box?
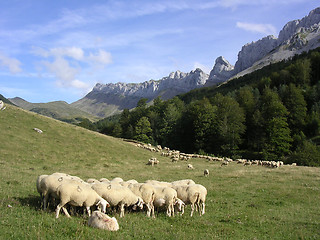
[55,181,109,218]
[88,211,119,231]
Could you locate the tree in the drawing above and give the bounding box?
[282,84,307,133]
[211,94,245,156]
[260,88,292,160]
[134,117,153,143]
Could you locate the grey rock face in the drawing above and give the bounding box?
[206,56,234,86]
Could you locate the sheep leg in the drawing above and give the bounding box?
[146,203,151,217]
[86,206,91,217]
[190,203,195,217]
[62,206,71,218]
[120,204,125,218]
[166,206,171,217]
[201,202,205,215]
[151,204,155,218]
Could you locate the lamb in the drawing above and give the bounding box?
[153,186,178,217]
[88,210,119,231]
[128,183,156,218]
[172,184,207,217]
[91,183,144,217]
[55,181,109,218]
[204,169,209,177]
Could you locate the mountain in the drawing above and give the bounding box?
[9,97,98,122]
[71,68,209,117]
[72,7,320,118]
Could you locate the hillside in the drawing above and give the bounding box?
[9,97,99,123]
[0,104,319,239]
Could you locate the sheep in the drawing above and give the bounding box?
[91,183,144,218]
[39,173,85,210]
[147,158,159,166]
[171,179,196,186]
[36,174,48,197]
[172,184,207,217]
[87,178,100,184]
[110,177,124,184]
[99,178,110,183]
[55,181,109,218]
[88,210,119,231]
[204,169,209,177]
[221,161,229,166]
[153,186,178,217]
[0,100,4,110]
[33,128,43,134]
[128,183,156,218]
[187,164,194,169]
[145,180,172,188]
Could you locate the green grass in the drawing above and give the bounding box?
[0,105,319,239]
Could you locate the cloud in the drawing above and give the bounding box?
[87,49,112,65]
[0,53,22,74]
[236,22,277,36]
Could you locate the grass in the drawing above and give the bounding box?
[0,104,319,239]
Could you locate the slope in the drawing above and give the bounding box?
[9,97,99,123]
[0,105,319,239]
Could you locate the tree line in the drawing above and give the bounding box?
[80,48,320,166]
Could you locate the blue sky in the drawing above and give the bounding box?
[0,0,319,103]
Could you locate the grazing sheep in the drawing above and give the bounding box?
[145,180,172,188]
[128,183,156,218]
[147,158,159,166]
[88,211,119,231]
[55,181,109,218]
[172,184,207,217]
[171,179,196,186]
[187,164,194,169]
[87,178,100,184]
[0,100,4,110]
[204,169,209,177]
[39,173,86,210]
[91,183,144,218]
[221,161,229,166]
[153,186,178,217]
[110,177,124,184]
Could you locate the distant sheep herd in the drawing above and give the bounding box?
[135,142,297,170]
[36,172,207,231]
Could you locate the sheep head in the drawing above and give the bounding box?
[97,198,110,213]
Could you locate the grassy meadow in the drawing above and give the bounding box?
[0,104,319,239]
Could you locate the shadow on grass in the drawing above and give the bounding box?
[16,194,43,211]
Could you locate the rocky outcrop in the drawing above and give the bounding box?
[206,56,234,86]
[234,35,278,73]
[72,69,209,117]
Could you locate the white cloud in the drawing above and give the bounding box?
[0,53,22,74]
[87,49,112,65]
[43,57,79,85]
[51,47,84,60]
[236,22,277,36]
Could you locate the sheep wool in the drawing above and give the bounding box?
[88,211,119,231]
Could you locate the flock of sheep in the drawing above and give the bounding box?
[36,172,207,230]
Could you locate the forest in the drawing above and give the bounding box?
[79,48,320,167]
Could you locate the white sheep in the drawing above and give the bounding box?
[204,169,209,177]
[110,177,124,184]
[91,183,144,218]
[171,179,196,186]
[0,100,4,110]
[145,180,172,188]
[33,128,43,134]
[187,164,194,169]
[147,158,159,166]
[88,210,119,231]
[172,184,207,217]
[153,186,178,217]
[128,183,156,218]
[55,181,109,218]
[36,174,48,198]
[39,173,86,210]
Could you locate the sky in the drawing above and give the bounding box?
[0,0,319,103]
